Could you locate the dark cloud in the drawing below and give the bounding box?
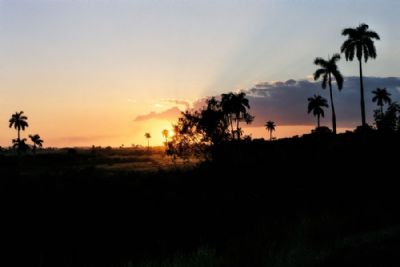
[134,77,400,127]
[246,76,400,127]
[134,107,181,122]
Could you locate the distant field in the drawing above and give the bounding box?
[0,147,201,175]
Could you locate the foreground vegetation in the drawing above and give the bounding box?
[1,129,400,266]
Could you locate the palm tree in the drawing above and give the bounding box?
[162,129,169,144]
[372,88,391,114]
[221,92,236,137]
[29,134,44,154]
[341,23,380,126]
[221,92,252,140]
[144,133,151,149]
[9,111,29,144]
[313,54,343,134]
[265,121,276,140]
[308,95,329,128]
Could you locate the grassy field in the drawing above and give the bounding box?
[1,133,400,266]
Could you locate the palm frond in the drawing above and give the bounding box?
[365,39,377,59]
[358,23,369,32]
[313,69,326,80]
[342,28,356,36]
[322,74,328,89]
[366,30,380,40]
[314,57,328,67]
[333,70,344,90]
[331,53,341,63]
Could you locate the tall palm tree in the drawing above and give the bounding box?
[313,54,343,134]
[221,92,236,137]
[144,133,151,149]
[9,111,29,143]
[162,129,169,144]
[221,92,252,140]
[372,88,391,114]
[341,23,380,126]
[308,95,329,128]
[265,121,276,141]
[29,134,44,154]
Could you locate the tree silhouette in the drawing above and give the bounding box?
[313,54,343,134]
[29,134,44,154]
[9,111,29,153]
[144,133,151,149]
[372,88,391,115]
[374,102,400,132]
[12,138,29,153]
[308,95,329,128]
[341,23,380,126]
[162,129,169,145]
[221,92,253,140]
[265,121,276,140]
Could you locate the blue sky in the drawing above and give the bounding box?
[0,0,399,146]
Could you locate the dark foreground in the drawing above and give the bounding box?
[1,131,400,266]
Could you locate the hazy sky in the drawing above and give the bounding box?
[1,0,400,147]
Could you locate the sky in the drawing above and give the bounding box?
[1,0,400,147]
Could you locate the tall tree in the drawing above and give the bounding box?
[29,134,44,154]
[162,129,169,144]
[265,121,276,140]
[372,87,391,114]
[307,95,329,128]
[9,111,29,144]
[341,23,380,126]
[313,54,343,134]
[144,133,151,150]
[221,92,253,140]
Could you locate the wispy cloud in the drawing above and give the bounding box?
[133,107,181,122]
[164,98,192,109]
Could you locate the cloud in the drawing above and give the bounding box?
[133,77,400,127]
[164,99,191,109]
[246,76,400,127]
[133,107,182,122]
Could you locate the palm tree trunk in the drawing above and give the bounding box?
[317,114,320,128]
[269,130,272,141]
[17,128,20,142]
[236,115,240,140]
[380,105,383,115]
[328,75,337,134]
[359,59,366,126]
[229,116,234,139]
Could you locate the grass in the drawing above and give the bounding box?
[1,133,400,266]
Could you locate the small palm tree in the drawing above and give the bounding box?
[265,121,276,141]
[341,23,380,126]
[372,88,391,114]
[144,133,151,149]
[162,129,169,144]
[9,111,29,149]
[29,134,44,154]
[314,54,343,134]
[308,95,329,128]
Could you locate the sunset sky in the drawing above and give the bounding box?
[1,0,400,147]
